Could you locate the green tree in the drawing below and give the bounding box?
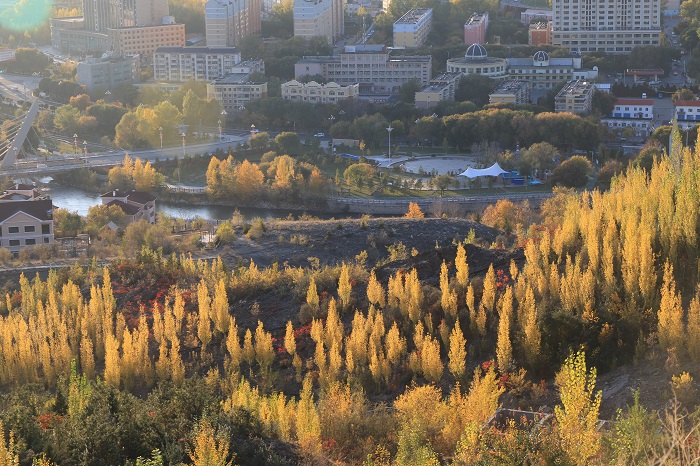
[53,208,84,235]
[429,174,457,196]
[249,132,271,150]
[275,131,301,155]
[86,204,126,236]
[550,156,593,188]
[344,163,376,188]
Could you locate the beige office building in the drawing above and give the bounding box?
[205,0,261,47]
[108,22,185,57]
[295,45,431,94]
[393,8,432,48]
[154,46,242,82]
[414,72,460,109]
[294,0,345,44]
[489,80,530,105]
[207,74,268,112]
[282,80,359,103]
[554,80,595,114]
[552,0,661,53]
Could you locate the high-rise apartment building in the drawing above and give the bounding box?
[294,0,344,44]
[393,8,432,48]
[205,0,261,47]
[551,0,661,53]
[154,46,243,82]
[84,0,170,33]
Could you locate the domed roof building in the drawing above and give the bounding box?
[505,50,598,90]
[446,43,508,80]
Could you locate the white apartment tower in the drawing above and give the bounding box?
[205,0,261,46]
[294,0,344,44]
[551,0,661,53]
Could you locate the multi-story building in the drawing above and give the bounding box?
[108,20,185,58]
[674,100,700,129]
[414,72,460,109]
[602,97,654,133]
[207,73,268,112]
[205,0,261,47]
[463,12,488,45]
[51,0,184,56]
[489,80,530,105]
[154,46,242,82]
[51,17,109,53]
[529,22,551,46]
[520,8,552,26]
[446,44,508,80]
[393,8,432,48]
[77,54,140,91]
[294,0,344,44]
[551,0,661,53]
[295,45,432,94]
[505,51,598,90]
[554,80,595,114]
[281,80,359,103]
[101,190,157,224]
[0,185,53,254]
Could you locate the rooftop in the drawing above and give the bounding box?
[213,73,259,84]
[675,100,700,107]
[465,12,488,26]
[155,46,240,54]
[556,80,595,96]
[615,98,654,106]
[0,199,53,223]
[394,8,432,25]
[491,80,528,94]
[530,22,550,30]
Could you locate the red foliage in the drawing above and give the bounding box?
[37,413,63,430]
[481,360,494,372]
[496,269,509,291]
[322,438,337,452]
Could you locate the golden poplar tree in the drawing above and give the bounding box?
[243,329,255,365]
[522,287,541,368]
[187,419,233,466]
[338,263,352,310]
[657,263,685,353]
[448,321,467,379]
[170,338,185,386]
[284,321,296,356]
[440,261,459,318]
[554,351,602,466]
[0,420,19,466]
[404,202,425,218]
[306,277,319,315]
[197,280,213,349]
[212,278,230,334]
[366,270,386,308]
[455,242,469,290]
[421,336,443,383]
[496,287,513,372]
[254,321,275,373]
[104,332,121,388]
[385,322,407,366]
[481,264,497,313]
[687,294,700,362]
[79,335,95,380]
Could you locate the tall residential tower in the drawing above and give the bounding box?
[205,0,261,47]
[551,0,661,53]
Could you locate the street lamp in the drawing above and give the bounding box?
[218,120,222,141]
[250,124,256,135]
[83,141,87,161]
[182,132,186,158]
[329,115,336,126]
[105,90,111,102]
[73,134,78,155]
[159,127,163,149]
[386,125,393,158]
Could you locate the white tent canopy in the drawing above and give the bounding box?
[458,163,508,179]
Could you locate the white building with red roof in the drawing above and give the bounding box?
[602,97,655,134]
[674,100,700,130]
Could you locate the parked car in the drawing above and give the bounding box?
[314,132,325,138]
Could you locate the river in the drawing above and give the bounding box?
[42,184,337,221]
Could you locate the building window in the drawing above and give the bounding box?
[24,226,35,233]
[9,240,19,246]
[8,226,18,234]
[25,239,35,245]
[42,224,50,234]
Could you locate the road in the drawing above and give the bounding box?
[0,135,247,176]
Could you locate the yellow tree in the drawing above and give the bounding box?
[440,261,459,318]
[233,160,265,202]
[187,419,233,466]
[448,321,467,379]
[338,263,352,310]
[496,287,513,372]
[657,263,685,353]
[554,351,602,466]
[212,279,230,334]
[404,202,425,218]
[687,294,700,362]
[197,280,212,349]
[455,242,469,290]
[366,269,386,308]
[0,419,18,466]
[254,321,275,373]
[284,321,296,356]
